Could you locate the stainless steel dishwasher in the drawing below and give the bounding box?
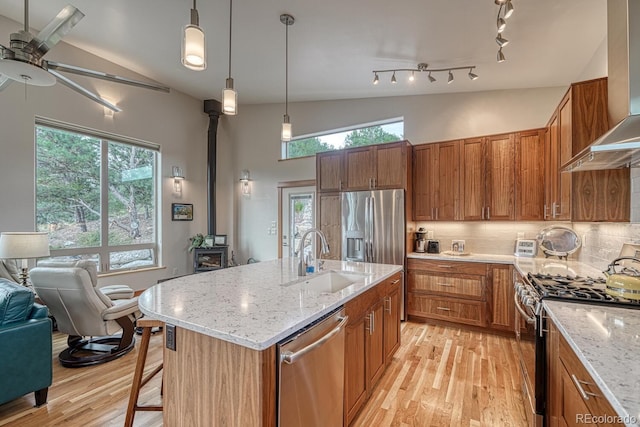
[277,307,348,427]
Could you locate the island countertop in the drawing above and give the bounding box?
[138,258,402,351]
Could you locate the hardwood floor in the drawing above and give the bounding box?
[0,322,526,426]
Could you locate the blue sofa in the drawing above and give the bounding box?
[0,279,52,407]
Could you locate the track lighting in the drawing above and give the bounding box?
[496,34,509,47]
[504,0,514,19]
[280,14,294,142]
[371,62,477,86]
[222,0,237,115]
[497,17,506,33]
[497,48,506,63]
[181,0,206,71]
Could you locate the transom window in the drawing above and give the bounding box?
[282,118,404,159]
[35,119,159,273]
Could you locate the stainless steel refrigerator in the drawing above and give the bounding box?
[341,189,405,318]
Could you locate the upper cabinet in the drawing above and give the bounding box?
[316,141,411,193]
[546,77,629,222]
[516,129,546,221]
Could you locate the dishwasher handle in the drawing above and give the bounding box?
[280,315,349,365]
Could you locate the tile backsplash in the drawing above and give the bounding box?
[410,221,640,271]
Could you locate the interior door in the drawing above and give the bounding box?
[281,186,315,258]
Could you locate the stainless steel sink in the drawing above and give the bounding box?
[283,270,370,293]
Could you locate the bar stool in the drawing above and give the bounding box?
[124,318,164,427]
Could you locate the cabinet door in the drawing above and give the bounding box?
[383,276,401,361]
[366,300,386,390]
[344,315,368,426]
[557,94,572,220]
[317,151,343,192]
[485,133,515,220]
[375,142,406,189]
[546,114,560,220]
[516,130,545,220]
[489,264,515,332]
[460,138,485,220]
[318,193,341,260]
[413,144,437,220]
[436,141,460,221]
[344,147,375,190]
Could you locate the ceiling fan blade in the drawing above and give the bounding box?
[47,61,170,93]
[48,68,121,112]
[0,75,13,91]
[26,5,84,58]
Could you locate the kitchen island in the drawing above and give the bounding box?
[138,257,402,426]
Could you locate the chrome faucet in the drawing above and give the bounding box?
[298,228,330,276]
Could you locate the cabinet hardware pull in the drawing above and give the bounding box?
[435,207,439,220]
[551,202,557,218]
[281,316,349,364]
[436,306,451,311]
[543,204,549,219]
[384,297,392,314]
[370,311,375,334]
[391,279,400,285]
[438,283,454,287]
[339,180,343,191]
[431,207,435,219]
[571,374,599,400]
[487,206,490,219]
[436,265,453,268]
[373,178,376,188]
[481,207,485,220]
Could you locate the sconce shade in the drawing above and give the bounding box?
[172,166,185,179]
[239,169,251,196]
[182,24,206,70]
[0,232,50,260]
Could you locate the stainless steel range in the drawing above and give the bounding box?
[514,272,640,427]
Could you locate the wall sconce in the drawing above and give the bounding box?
[103,98,117,117]
[239,169,251,196]
[172,166,185,193]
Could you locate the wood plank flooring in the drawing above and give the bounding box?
[0,322,526,426]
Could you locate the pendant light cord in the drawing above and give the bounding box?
[285,19,289,116]
[228,0,232,79]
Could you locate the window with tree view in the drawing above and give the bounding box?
[35,123,158,273]
[283,119,404,159]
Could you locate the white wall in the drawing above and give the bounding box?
[0,16,209,290]
[222,87,569,263]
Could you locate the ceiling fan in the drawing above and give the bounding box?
[0,0,170,112]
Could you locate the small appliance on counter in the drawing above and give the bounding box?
[604,256,640,300]
[414,228,428,253]
[426,240,440,254]
[514,239,537,257]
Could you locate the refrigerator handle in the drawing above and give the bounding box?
[363,196,369,262]
[369,196,375,263]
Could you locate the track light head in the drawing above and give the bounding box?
[468,69,478,80]
[409,71,415,82]
[391,72,397,84]
[447,70,454,84]
[497,48,506,63]
[428,72,436,83]
[497,17,506,33]
[496,34,509,47]
[373,73,379,85]
[504,0,514,19]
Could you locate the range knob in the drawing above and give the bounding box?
[523,296,536,307]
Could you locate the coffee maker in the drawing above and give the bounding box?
[414,228,428,253]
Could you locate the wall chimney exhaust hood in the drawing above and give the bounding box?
[563,0,640,172]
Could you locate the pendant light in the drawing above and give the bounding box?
[181,0,206,70]
[281,14,294,142]
[222,0,237,115]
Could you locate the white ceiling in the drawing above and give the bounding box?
[0,0,606,105]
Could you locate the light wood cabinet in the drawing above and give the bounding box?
[489,264,515,332]
[547,319,623,427]
[317,193,342,260]
[516,129,546,221]
[344,272,402,426]
[316,141,411,193]
[413,140,460,221]
[546,77,629,222]
[460,134,515,221]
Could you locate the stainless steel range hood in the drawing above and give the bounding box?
[563,0,640,172]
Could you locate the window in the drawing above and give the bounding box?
[35,120,159,273]
[282,118,404,159]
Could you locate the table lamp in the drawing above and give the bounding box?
[0,232,50,286]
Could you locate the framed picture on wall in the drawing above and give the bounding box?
[171,203,193,221]
[214,235,227,246]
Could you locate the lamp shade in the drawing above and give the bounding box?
[281,120,292,142]
[0,232,50,259]
[182,25,206,70]
[223,79,238,115]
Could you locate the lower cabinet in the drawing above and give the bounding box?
[547,319,623,427]
[489,264,515,332]
[344,272,402,426]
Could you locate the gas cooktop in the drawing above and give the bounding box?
[528,273,640,309]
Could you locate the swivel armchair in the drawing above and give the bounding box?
[30,260,140,368]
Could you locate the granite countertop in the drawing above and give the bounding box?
[407,251,605,279]
[138,258,402,351]
[544,300,640,426]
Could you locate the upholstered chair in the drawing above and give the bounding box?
[30,260,140,368]
[0,279,52,406]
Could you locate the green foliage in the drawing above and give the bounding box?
[76,230,100,247]
[344,126,402,148]
[294,200,305,214]
[287,137,333,158]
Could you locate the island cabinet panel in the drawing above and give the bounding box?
[343,272,402,426]
[318,193,342,260]
[515,129,546,221]
[547,319,623,427]
[164,327,276,427]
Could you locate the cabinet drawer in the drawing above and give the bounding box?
[409,273,484,300]
[407,258,487,275]
[558,333,622,423]
[407,294,486,327]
